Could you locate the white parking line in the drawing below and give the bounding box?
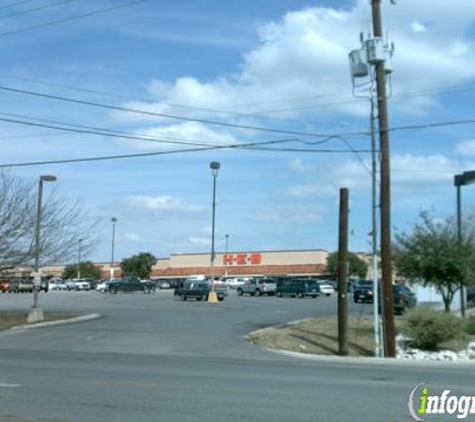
[0,383,22,388]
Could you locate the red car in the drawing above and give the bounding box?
[0,281,11,293]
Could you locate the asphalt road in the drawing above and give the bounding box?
[0,290,473,422]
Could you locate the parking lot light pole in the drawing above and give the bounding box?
[208,161,220,303]
[454,170,475,317]
[224,234,229,279]
[110,217,117,280]
[28,174,57,323]
[77,238,83,280]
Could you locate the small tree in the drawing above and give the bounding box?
[121,252,156,279]
[394,211,475,312]
[326,252,368,280]
[62,261,102,280]
[0,171,97,276]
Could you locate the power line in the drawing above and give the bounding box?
[0,0,76,20]
[0,84,369,139]
[0,0,35,11]
[0,141,372,168]
[0,0,147,37]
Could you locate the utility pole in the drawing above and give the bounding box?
[338,188,349,357]
[371,0,395,357]
[370,97,383,357]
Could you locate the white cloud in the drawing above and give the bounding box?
[126,195,205,213]
[188,236,211,246]
[124,232,143,242]
[120,1,475,127]
[288,153,462,199]
[289,158,314,174]
[411,21,427,33]
[118,121,239,150]
[456,139,475,156]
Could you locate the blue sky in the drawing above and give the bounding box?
[1,0,475,263]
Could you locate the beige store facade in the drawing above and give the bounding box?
[16,249,330,280]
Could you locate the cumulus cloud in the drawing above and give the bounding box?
[456,139,475,156]
[120,0,475,129]
[188,236,211,246]
[289,158,314,174]
[124,232,143,242]
[126,195,205,213]
[287,153,463,199]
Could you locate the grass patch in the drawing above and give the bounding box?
[0,312,80,331]
[248,316,407,357]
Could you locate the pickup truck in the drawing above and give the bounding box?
[108,276,155,294]
[237,278,276,296]
[175,280,226,301]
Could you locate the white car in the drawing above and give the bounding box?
[225,278,250,289]
[95,281,110,293]
[318,281,335,296]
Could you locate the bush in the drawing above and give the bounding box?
[465,316,475,336]
[403,308,463,351]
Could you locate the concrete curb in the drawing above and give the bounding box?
[11,313,102,330]
[261,347,475,367]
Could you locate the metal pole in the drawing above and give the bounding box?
[225,234,229,278]
[32,178,44,310]
[111,217,117,280]
[456,182,466,317]
[210,169,218,288]
[371,0,396,357]
[370,97,383,357]
[77,238,82,280]
[338,188,350,356]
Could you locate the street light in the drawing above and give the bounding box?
[28,174,57,323]
[77,238,83,280]
[110,217,117,280]
[209,161,220,302]
[224,234,230,279]
[454,170,475,318]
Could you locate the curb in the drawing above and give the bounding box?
[261,347,475,368]
[10,313,102,330]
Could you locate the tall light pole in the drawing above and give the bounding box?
[77,238,83,280]
[28,174,57,323]
[224,234,230,279]
[454,170,475,317]
[110,217,117,280]
[209,161,220,302]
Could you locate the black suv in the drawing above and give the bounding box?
[175,280,226,301]
[352,279,374,303]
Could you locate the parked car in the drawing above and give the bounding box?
[10,278,34,293]
[275,278,320,298]
[156,279,171,289]
[108,276,155,294]
[225,277,250,289]
[392,284,417,315]
[50,281,68,291]
[317,281,335,297]
[95,280,110,293]
[0,281,11,292]
[352,279,374,303]
[175,280,226,301]
[72,278,92,291]
[467,286,475,306]
[237,278,276,296]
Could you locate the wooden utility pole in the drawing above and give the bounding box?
[338,188,349,356]
[371,0,395,357]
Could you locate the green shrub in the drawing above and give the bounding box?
[403,308,463,351]
[465,316,475,336]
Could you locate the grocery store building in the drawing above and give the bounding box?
[20,249,330,280]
